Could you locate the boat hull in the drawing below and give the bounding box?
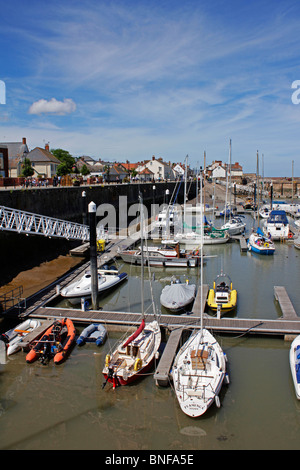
[102,320,161,388]
[77,323,107,346]
[207,288,237,312]
[120,252,197,267]
[172,328,226,417]
[160,283,196,312]
[61,272,128,303]
[1,319,41,356]
[26,318,75,364]
[290,336,300,400]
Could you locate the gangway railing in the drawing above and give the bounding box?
[0,205,89,241]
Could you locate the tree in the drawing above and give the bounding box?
[51,148,75,176]
[21,157,34,177]
[80,164,90,176]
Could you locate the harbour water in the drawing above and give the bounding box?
[1,212,300,450]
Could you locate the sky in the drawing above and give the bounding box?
[1,0,300,176]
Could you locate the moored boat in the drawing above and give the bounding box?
[290,335,300,399]
[172,169,228,417]
[102,319,161,388]
[0,319,41,356]
[77,323,107,346]
[60,266,128,303]
[207,271,237,314]
[221,216,246,235]
[119,244,199,267]
[26,318,76,365]
[160,279,196,312]
[263,210,291,240]
[247,228,275,255]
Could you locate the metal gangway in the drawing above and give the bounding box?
[0,205,89,241]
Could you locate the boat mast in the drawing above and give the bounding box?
[139,193,145,318]
[200,167,204,340]
[184,154,188,229]
[229,139,232,218]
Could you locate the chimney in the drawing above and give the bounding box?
[45,143,49,151]
[152,155,155,161]
[22,137,26,144]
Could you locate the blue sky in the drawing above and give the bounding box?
[1,0,300,176]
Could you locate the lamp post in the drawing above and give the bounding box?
[88,201,98,310]
[82,190,87,227]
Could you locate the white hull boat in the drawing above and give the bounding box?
[173,231,230,248]
[0,319,41,355]
[60,266,128,303]
[221,217,246,235]
[247,228,275,255]
[294,237,300,249]
[172,328,227,417]
[160,280,196,312]
[102,319,161,388]
[263,210,291,240]
[290,335,300,399]
[119,245,198,267]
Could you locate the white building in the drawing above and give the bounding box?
[136,156,174,181]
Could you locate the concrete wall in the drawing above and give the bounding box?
[0,181,195,223]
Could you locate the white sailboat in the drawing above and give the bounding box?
[102,194,161,389]
[172,170,228,417]
[221,139,246,235]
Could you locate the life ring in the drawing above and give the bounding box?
[105,354,111,367]
[264,242,269,248]
[288,232,293,239]
[134,358,142,371]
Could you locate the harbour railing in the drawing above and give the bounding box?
[0,205,89,241]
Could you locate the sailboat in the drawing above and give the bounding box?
[102,194,161,389]
[221,139,246,236]
[172,170,228,417]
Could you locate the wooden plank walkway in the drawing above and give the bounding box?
[274,286,298,319]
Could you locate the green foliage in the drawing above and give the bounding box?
[80,164,90,176]
[51,148,75,176]
[21,157,34,177]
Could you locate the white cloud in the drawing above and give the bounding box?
[28,98,76,115]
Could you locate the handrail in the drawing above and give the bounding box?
[0,205,89,241]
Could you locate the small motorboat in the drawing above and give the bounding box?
[119,244,199,267]
[77,323,107,346]
[26,318,76,365]
[247,227,275,255]
[221,216,246,235]
[290,335,300,399]
[0,319,41,356]
[207,271,237,314]
[263,210,291,240]
[60,266,128,304]
[160,279,196,312]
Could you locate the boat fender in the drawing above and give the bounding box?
[215,395,221,408]
[105,354,111,367]
[134,358,142,371]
